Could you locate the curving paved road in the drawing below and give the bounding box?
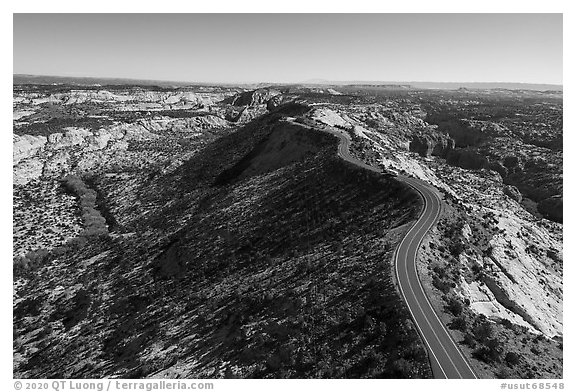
[321,126,477,379]
[395,176,477,379]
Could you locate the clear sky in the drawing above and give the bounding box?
[13,13,563,84]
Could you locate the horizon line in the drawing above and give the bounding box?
[13,73,564,89]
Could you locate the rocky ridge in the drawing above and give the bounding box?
[13,94,430,378]
[12,84,562,379]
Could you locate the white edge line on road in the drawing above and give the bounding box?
[411,185,479,379]
[394,218,449,379]
[405,179,478,379]
[402,187,464,378]
[412,183,479,378]
[325,125,478,379]
[322,127,446,377]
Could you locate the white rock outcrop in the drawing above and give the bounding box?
[14,159,44,185]
[13,134,47,165]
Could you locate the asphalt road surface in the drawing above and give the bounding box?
[322,126,478,379]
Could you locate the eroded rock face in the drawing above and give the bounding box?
[28,89,209,107]
[485,216,563,338]
[12,113,235,186]
[460,279,537,333]
[538,195,563,223]
[425,111,563,223]
[14,124,149,185]
[137,115,230,132]
[266,95,285,111]
[13,134,47,165]
[225,88,281,107]
[47,128,93,149]
[409,134,454,158]
[434,118,511,147]
[504,184,522,202]
[225,106,268,123]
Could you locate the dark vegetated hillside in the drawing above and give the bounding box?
[14,115,428,379]
[114,109,211,121]
[14,115,115,137]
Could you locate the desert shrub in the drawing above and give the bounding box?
[473,320,494,342]
[504,351,521,366]
[495,366,512,379]
[449,240,465,258]
[433,265,447,279]
[498,318,515,330]
[445,297,464,316]
[462,333,476,348]
[473,337,502,364]
[471,263,482,275]
[432,276,451,294]
[449,316,467,331]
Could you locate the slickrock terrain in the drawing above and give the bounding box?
[13,84,430,379]
[13,82,562,379]
[305,86,562,378]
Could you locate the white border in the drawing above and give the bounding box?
[3,2,572,390]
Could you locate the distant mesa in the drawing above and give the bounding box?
[14,75,563,92]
